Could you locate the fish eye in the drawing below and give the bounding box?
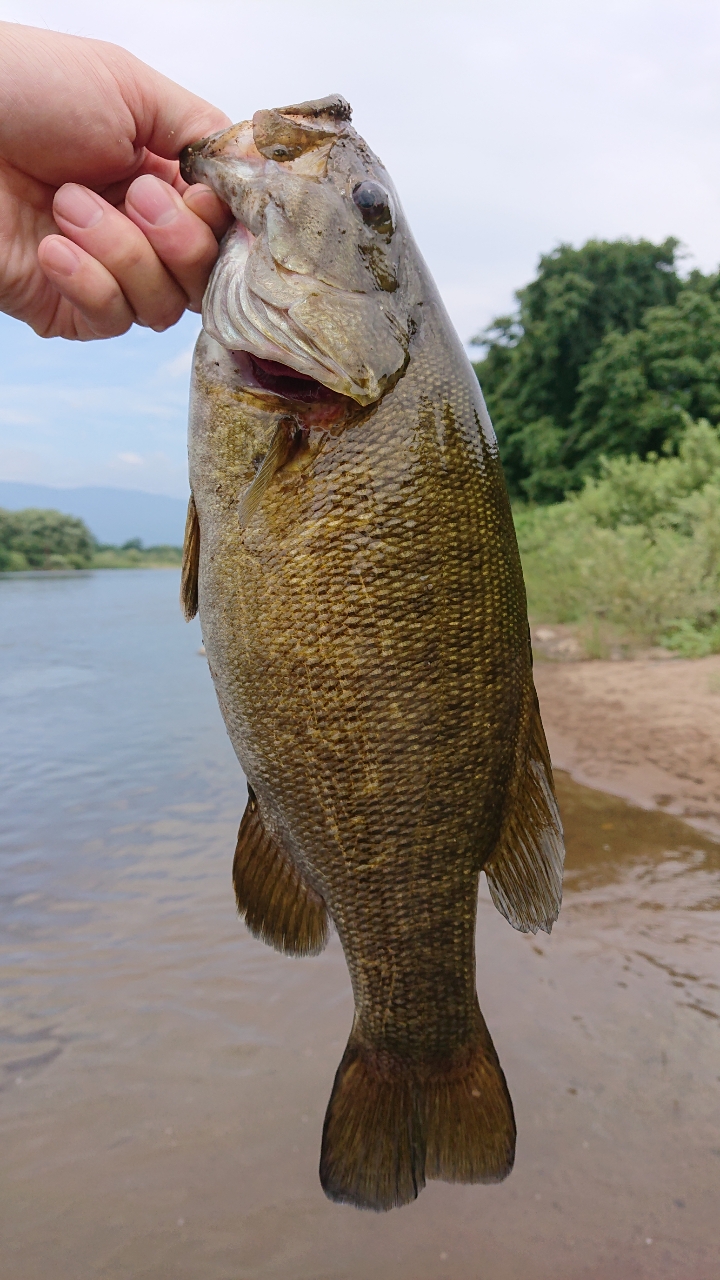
[352,181,393,232]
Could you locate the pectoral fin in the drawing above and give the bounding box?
[180,493,200,621]
[233,784,329,956]
[238,416,302,530]
[484,692,565,935]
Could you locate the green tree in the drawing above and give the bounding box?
[569,288,720,467]
[0,508,94,570]
[473,237,683,501]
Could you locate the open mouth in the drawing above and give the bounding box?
[234,353,343,405]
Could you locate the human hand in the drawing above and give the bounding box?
[0,22,233,340]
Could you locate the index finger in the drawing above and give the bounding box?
[123,174,231,311]
[182,184,233,239]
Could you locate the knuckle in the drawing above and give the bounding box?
[88,312,133,339]
[137,297,186,332]
[118,239,148,273]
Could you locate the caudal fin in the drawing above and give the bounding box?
[319,1029,515,1212]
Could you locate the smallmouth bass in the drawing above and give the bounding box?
[179,95,564,1212]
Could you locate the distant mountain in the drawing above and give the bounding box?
[0,482,188,547]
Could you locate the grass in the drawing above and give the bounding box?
[515,416,720,658]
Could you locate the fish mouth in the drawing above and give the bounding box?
[239,354,345,405]
[185,106,410,407]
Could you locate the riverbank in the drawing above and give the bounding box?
[0,551,182,576]
[535,650,720,838]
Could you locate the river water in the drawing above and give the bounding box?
[1,570,718,1279]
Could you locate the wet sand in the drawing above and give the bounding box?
[535,654,720,838]
[2,773,719,1280]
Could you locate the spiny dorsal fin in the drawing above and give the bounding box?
[180,493,200,621]
[484,690,565,935]
[233,785,329,957]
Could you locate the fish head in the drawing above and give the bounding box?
[180,96,417,408]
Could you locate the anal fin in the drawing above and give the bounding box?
[181,493,200,621]
[484,690,565,935]
[233,785,329,956]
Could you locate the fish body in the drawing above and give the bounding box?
[180,97,564,1212]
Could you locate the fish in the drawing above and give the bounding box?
[179,94,564,1212]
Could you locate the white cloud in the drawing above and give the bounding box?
[3,0,720,487]
[156,344,197,380]
[0,408,43,426]
[117,452,143,465]
[3,0,718,338]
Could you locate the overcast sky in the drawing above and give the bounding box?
[2,0,720,496]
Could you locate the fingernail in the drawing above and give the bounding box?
[126,174,180,227]
[41,237,82,276]
[54,184,104,229]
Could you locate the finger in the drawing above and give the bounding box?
[108,48,232,159]
[53,183,187,330]
[183,184,233,239]
[124,175,226,312]
[37,236,135,338]
[100,150,179,208]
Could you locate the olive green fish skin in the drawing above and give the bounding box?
[190,302,529,1060]
[184,98,563,1210]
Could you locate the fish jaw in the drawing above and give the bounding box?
[180,104,420,406]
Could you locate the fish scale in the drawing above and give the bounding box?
[180,95,564,1211]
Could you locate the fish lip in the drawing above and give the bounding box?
[180,122,260,185]
[179,140,201,185]
[179,130,226,184]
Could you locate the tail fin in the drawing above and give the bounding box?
[319,1031,515,1212]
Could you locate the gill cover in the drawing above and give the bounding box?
[181,97,416,405]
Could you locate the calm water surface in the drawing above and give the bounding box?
[1,571,718,1279]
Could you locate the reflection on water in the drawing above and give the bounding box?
[1,571,718,1280]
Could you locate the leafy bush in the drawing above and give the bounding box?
[473,237,683,501]
[0,508,94,570]
[515,417,720,653]
[91,543,182,567]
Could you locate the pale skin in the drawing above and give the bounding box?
[0,22,233,340]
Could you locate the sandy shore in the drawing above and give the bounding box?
[535,651,720,838]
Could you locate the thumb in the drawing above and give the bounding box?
[100,43,232,161]
[0,25,231,187]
